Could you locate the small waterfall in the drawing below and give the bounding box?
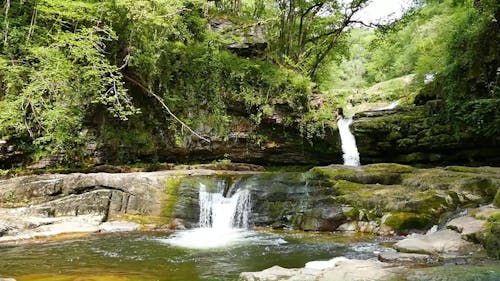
[373,100,400,111]
[337,117,360,166]
[166,181,252,249]
[198,183,250,229]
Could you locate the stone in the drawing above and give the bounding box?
[0,214,102,243]
[446,216,486,236]
[337,222,356,232]
[378,251,436,264]
[99,221,141,233]
[0,278,17,281]
[317,259,400,281]
[393,230,478,255]
[240,258,400,281]
[474,204,500,220]
[240,265,320,281]
[336,221,380,233]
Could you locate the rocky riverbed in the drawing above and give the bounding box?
[0,164,499,280]
[240,204,499,281]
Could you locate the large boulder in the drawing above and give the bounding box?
[393,230,479,255]
[446,216,487,237]
[240,258,400,281]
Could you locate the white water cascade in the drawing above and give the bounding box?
[373,100,400,111]
[166,183,252,249]
[198,183,251,230]
[337,117,360,166]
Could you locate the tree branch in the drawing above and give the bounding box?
[123,75,211,143]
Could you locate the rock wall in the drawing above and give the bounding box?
[353,106,500,165]
[2,164,498,236]
[172,164,500,235]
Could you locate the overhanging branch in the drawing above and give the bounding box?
[123,75,211,143]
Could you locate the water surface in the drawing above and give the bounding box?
[0,231,382,281]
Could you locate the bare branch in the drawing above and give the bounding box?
[123,75,211,143]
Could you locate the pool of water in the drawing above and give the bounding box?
[1,230,499,281]
[0,231,385,281]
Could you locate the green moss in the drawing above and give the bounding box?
[384,212,433,234]
[161,176,183,221]
[309,166,358,180]
[484,215,500,259]
[343,207,361,220]
[363,163,415,174]
[446,166,500,175]
[334,180,367,195]
[462,177,497,201]
[493,188,500,208]
[410,192,449,213]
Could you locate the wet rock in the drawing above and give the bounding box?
[99,221,141,233]
[394,230,478,255]
[240,265,319,281]
[378,251,436,264]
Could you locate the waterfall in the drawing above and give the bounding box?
[337,117,360,166]
[373,100,400,111]
[198,183,250,229]
[166,181,252,249]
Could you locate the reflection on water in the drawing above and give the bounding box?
[0,231,382,281]
[0,231,499,281]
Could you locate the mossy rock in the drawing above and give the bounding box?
[403,191,449,214]
[309,166,358,181]
[309,164,408,185]
[493,188,500,208]
[484,215,500,259]
[384,212,434,234]
[161,176,183,220]
[334,180,367,195]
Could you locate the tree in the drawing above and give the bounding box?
[270,0,370,79]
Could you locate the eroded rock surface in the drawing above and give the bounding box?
[0,169,221,242]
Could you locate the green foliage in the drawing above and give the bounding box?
[494,189,500,208]
[0,0,140,162]
[0,0,313,164]
[485,215,500,259]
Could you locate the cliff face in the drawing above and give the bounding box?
[2,101,499,168]
[352,104,500,166]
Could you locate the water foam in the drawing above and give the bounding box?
[166,183,253,249]
[337,117,360,166]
